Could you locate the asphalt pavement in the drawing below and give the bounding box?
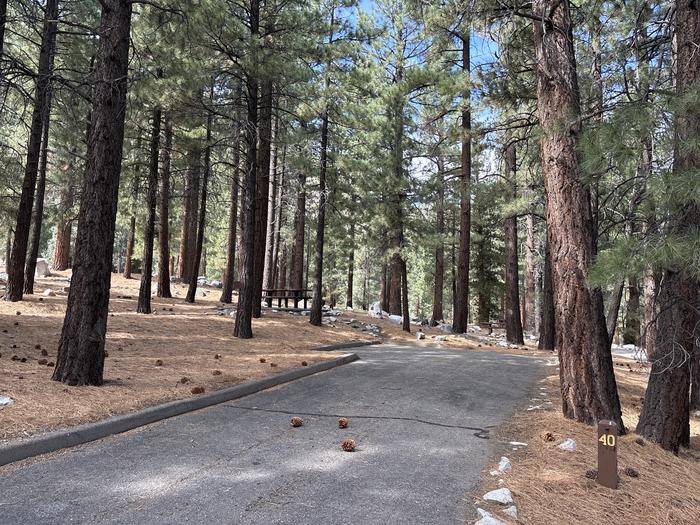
[0,344,544,525]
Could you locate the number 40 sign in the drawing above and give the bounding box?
[597,420,619,489]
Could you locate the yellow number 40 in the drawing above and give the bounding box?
[599,434,616,447]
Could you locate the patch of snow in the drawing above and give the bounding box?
[558,438,577,451]
[483,488,514,505]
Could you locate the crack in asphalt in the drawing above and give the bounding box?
[224,405,492,439]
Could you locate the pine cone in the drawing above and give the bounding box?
[341,439,356,452]
[338,418,349,429]
[290,417,304,427]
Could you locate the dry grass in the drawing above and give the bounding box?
[476,361,700,525]
[0,272,374,442]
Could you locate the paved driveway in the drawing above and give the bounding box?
[0,344,544,524]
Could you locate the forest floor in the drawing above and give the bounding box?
[475,358,700,525]
[0,272,376,443]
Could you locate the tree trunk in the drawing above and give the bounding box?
[504,144,524,345]
[310,108,329,327]
[52,0,132,385]
[0,0,7,60]
[606,282,624,345]
[346,203,355,308]
[380,262,388,312]
[186,87,214,303]
[234,0,259,339]
[263,113,279,292]
[524,212,536,331]
[24,97,52,294]
[636,0,699,452]
[277,242,288,291]
[53,184,73,271]
[137,107,161,313]
[538,237,555,351]
[623,276,641,345]
[156,114,172,298]
[452,32,471,333]
[431,159,445,325]
[272,144,286,288]
[401,257,410,333]
[5,0,58,301]
[532,0,623,428]
[290,171,306,290]
[220,100,242,304]
[123,137,141,280]
[253,80,273,318]
[178,149,200,281]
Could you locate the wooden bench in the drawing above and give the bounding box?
[262,288,312,310]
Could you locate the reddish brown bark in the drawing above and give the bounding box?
[532,0,623,428]
[636,0,699,452]
[289,171,306,290]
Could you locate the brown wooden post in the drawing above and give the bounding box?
[597,419,619,489]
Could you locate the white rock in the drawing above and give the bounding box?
[475,509,507,525]
[42,288,56,297]
[0,396,15,407]
[210,280,222,289]
[35,258,50,277]
[388,314,403,325]
[508,441,528,447]
[497,456,512,472]
[435,336,447,342]
[558,438,577,451]
[483,488,514,505]
[369,302,384,318]
[416,332,426,340]
[439,323,453,334]
[502,505,518,519]
[489,470,499,476]
[476,508,490,518]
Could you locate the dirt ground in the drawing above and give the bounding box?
[475,359,700,525]
[0,272,375,443]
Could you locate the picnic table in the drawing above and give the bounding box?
[262,288,312,309]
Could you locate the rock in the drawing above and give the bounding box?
[35,258,50,277]
[692,410,700,419]
[435,336,447,342]
[558,438,577,451]
[502,505,518,519]
[497,456,512,472]
[368,301,384,319]
[475,509,507,525]
[388,314,402,325]
[210,280,222,289]
[438,323,453,334]
[416,332,426,340]
[508,441,527,447]
[0,396,14,407]
[42,288,56,297]
[483,488,514,505]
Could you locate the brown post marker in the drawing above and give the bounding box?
[597,419,619,489]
